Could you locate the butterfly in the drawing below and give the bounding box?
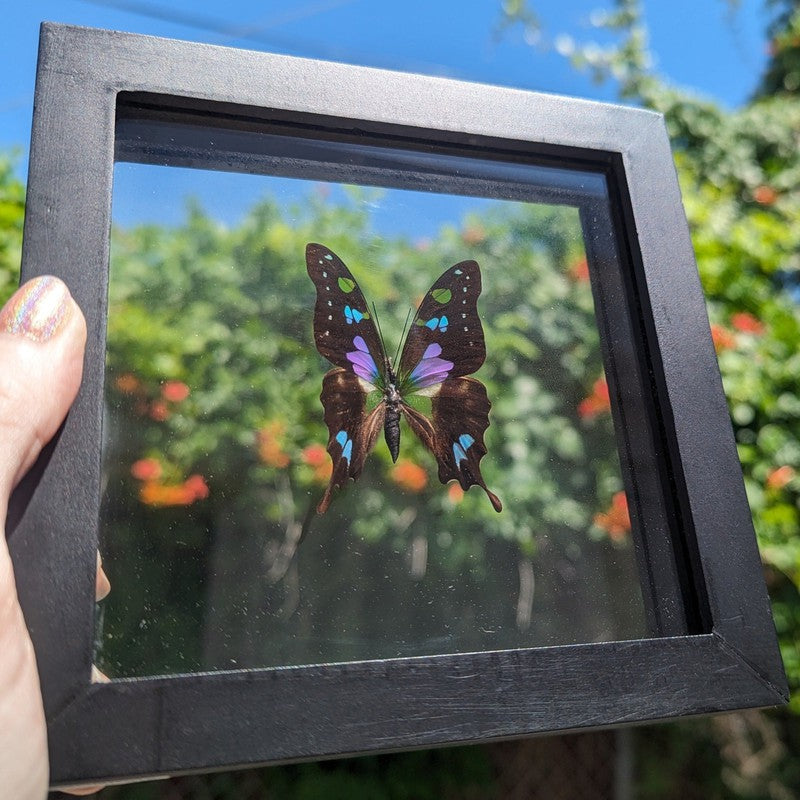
[306,243,502,515]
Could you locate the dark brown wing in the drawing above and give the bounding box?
[397,260,486,392]
[306,243,386,387]
[403,377,502,512]
[318,368,385,514]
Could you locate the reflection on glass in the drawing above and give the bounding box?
[97,159,646,679]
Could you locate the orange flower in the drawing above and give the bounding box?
[731,312,765,335]
[448,483,464,503]
[139,474,209,507]
[710,324,736,352]
[578,378,611,419]
[149,401,170,421]
[594,491,631,541]
[115,373,140,394]
[390,459,428,492]
[766,465,795,491]
[753,185,778,206]
[162,380,190,402]
[302,443,333,484]
[258,420,290,468]
[462,225,486,245]
[568,256,590,283]
[131,458,162,481]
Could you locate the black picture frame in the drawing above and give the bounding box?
[10,22,787,789]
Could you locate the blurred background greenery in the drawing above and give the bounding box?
[2,0,799,797]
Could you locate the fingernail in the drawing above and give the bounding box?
[0,276,73,342]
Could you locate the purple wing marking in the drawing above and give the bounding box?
[410,343,454,389]
[347,335,379,383]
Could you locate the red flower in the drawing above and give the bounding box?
[131,458,163,481]
[578,378,611,419]
[184,474,209,500]
[302,443,332,484]
[447,483,464,504]
[594,491,631,541]
[753,185,778,206]
[766,466,795,491]
[710,324,736,352]
[390,459,428,492]
[731,312,765,335]
[568,256,590,283]
[162,380,190,402]
[149,401,170,421]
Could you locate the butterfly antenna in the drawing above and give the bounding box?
[371,302,390,368]
[394,308,413,367]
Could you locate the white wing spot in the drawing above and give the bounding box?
[327,300,332,306]
[322,271,328,278]
[463,326,468,331]
[462,287,467,292]
[328,315,333,320]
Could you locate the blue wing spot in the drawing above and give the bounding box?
[458,434,475,451]
[344,306,364,324]
[335,430,353,464]
[324,254,333,261]
[453,442,468,465]
[424,316,449,332]
[454,269,463,275]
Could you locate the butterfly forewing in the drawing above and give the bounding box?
[306,243,386,388]
[398,260,486,393]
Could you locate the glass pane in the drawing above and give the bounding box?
[96,154,646,679]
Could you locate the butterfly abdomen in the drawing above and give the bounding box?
[384,383,401,462]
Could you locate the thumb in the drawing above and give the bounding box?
[0,276,87,497]
[0,275,86,800]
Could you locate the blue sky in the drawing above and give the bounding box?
[1,1,775,234]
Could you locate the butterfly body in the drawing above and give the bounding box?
[306,243,502,514]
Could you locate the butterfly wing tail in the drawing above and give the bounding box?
[403,378,502,513]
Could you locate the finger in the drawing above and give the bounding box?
[96,552,110,602]
[0,276,87,799]
[0,276,87,497]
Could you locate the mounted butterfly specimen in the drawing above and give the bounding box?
[306,242,502,515]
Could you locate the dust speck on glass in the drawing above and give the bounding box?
[97,147,646,679]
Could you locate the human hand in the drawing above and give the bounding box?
[0,275,105,798]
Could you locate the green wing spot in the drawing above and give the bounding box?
[415,318,426,326]
[431,288,452,304]
[338,277,356,293]
[362,311,370,319]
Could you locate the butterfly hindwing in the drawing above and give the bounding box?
[306,243,386,386]
[398,260,486,391]
[318,368,385,514]
[403,378,501,512]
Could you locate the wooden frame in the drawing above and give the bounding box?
[9,23,786,789]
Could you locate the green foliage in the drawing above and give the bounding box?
[0,152,25,306]
[498,0,800,795]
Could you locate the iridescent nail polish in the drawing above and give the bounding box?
[0,275,72,342]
